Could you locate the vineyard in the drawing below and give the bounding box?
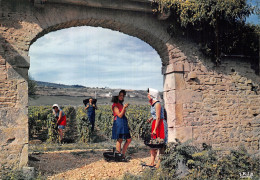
[25,105,260,180]
[29,105,151,144]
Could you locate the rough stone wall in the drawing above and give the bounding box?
[163,41,260,155]
[0,43,29,169]
[0,42,29,169]
[183,59,260,154]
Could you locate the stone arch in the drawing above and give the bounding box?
[0,0,179,169]
[1,0,260,170]
[29,18,170,65]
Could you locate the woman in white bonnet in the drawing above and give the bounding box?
[52,104,67,143]
[147,88,167,168]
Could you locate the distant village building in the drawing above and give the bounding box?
[105,92,112,97]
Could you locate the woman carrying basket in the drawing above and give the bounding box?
[147,88,167,168]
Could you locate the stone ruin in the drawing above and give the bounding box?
[0,0,259,169]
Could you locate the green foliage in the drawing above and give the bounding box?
[76,107,92,143]
[95,105,151,140]
[0,166,44,180]
[28,106,52,141]
[155,0,254,27]
[76,104,151,142]
[125,105,151,140]
[153,0,259,64]
[160,140,198,177]
[29,105,151,144]
[160,141,260,179]
[46,113,59,143]
[95,105,114,138]
[28,106,59,143]
[63,106,77,142]
[122,142,259,180]
[75,105,150,144]
[28,75,37,96]
[0,168,25,180]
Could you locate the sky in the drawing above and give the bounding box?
[29,26,163,91]
[246,0,259,24]
[29,1,258,91]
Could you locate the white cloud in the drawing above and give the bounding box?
[29,26,163,91]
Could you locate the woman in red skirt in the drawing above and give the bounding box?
[147,88,165,167]
[53,104,67,143]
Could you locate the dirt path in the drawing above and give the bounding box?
[29,149,151,180]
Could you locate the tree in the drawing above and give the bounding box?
[28,75,37,96]
[152,0,259,65]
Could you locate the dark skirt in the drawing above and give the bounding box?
[88,111,95,123]
[88,114,95,124]
[112,116,131,140]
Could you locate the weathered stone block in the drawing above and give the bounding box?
[165,103,176,128]
[163,90,176,104]
[168,127,176,143]
[0,58,6,65]
[173,62,184,72]
[175,103,183,126]
[176,90,202,104]
[163,73,176,91]
[183,62,190,72]
[188,72,197,80]
[175,73,186,90]
[169,56,187,64]
[0,73,7,80]
[162,62,184,74]
[19,144,28,169]
[175,126,193,142]
[7,67,28,80]
[7,56,30,68]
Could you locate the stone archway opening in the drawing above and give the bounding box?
[26,25,168,174]
[27,25,165,142]
[1,0,188,169]
[28,26,163,93]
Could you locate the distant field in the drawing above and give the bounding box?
[29,95,148,106]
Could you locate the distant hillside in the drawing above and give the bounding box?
[36,81,86,89]
[30,81,151,106]
[34,81,148,98]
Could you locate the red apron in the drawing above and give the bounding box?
[151,119,165,139]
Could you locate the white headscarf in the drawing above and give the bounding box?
[52,104,61,114]
[148,88,162,102]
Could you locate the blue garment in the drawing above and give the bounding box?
[150,101,164,120]
[151,102,168,143]
[87,104,96,123]
[87,104,96,131]
[163,119,168,144]
[58,125,65,130]
[55,109,65,118]
[112,115,131,140]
